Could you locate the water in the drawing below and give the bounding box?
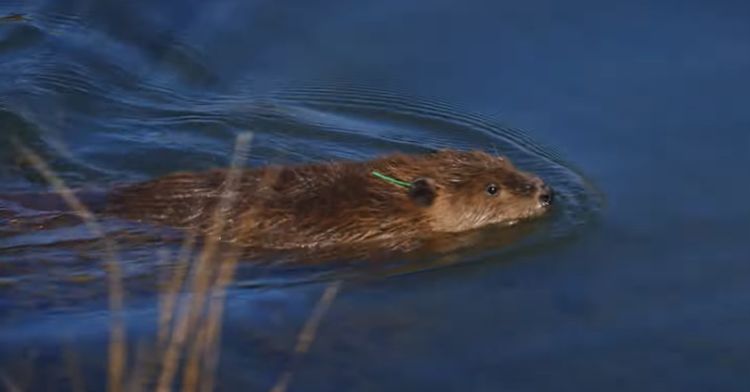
[1,0,749,391]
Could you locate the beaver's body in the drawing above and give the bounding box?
[106,150,553,251]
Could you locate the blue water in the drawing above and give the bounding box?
[1,0,749,391]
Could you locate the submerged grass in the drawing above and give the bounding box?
[10,133,342,392]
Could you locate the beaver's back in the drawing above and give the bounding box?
[105,150,552,251]
[105,159,429,249]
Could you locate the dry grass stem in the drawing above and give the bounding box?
[269,281,342,392]
[158,232,196,350]
[16,143,126,392]
[13,132,340,392]
[156,132,252,392]
[181,312,211,392]
[199,246,242,392]
[157,248,175,349]
[0,371,22,392]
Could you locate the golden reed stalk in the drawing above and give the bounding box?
[14,133,342,392]
[156,132,252,392]
[269,281,341,392]
[16,142,126,392]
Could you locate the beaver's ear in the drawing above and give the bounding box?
[409,177,437,207]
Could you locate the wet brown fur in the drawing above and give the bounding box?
[105,150,551,251]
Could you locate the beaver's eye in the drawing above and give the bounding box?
[486,184,499,196]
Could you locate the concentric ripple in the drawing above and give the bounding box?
[0,82,602,313]
[265,84,600,233]
[227,84,604,279]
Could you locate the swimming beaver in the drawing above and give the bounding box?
[105,150,553,251]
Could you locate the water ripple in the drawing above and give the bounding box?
[1,83,601,312]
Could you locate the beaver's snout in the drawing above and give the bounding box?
[538,184,554,207]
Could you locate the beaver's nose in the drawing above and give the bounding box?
[538,185,554,207]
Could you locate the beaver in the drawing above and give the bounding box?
[105,149,553,252]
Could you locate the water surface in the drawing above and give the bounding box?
[1,0,749,391]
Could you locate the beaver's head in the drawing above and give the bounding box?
[408,150,553,232]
